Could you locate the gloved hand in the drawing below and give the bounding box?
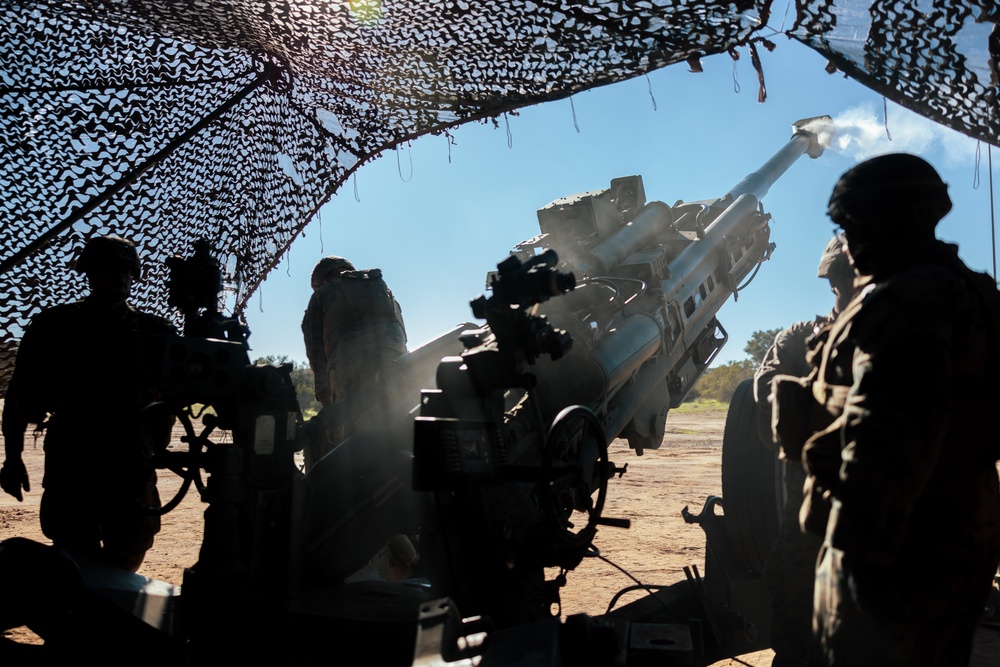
[0,457,30,501]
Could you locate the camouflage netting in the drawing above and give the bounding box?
[1,1,998,393]
[792,2,999,144]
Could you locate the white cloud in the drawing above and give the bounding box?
[829,102,979,169]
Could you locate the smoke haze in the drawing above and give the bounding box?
[828,103,978,168]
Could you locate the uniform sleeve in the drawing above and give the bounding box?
[753,320,816,447]
[2,314,53,456]
[389,290,407,344]
[831,269,961,564]
[301,292,331,405]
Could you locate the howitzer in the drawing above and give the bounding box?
[300,115,833,659]
[496,115,831,455]
[0,117,830,666]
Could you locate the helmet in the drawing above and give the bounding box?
[75,235,141,277]
[816,233,852,281]
[310,256,355,290]
[828,153,951,228]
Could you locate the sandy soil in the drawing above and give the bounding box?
[2,403,997,666]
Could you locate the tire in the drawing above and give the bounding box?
[721,378,783,574]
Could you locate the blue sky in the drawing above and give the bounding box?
[244,38,996,368]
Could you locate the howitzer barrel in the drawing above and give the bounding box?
[659,193,760,320]
[726,119,830,201]
[564,312,665,403]
[389,322,478,391]
[573,118,830,280]
[547,117,832,448]
[661,118,831,348]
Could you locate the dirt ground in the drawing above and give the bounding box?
[1,402,998,666]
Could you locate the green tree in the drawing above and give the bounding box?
[254,355,320,414]
[687,328,784,403]
[254,354,291,366]
[743,328,783,365]
[688,359,756,403]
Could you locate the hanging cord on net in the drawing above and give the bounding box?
[318,209,324,254]
[975,139,998,284]
[883,96,893,142]
[396,142,413,182]
[644,73,658,111]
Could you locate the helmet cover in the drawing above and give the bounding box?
[75,235,141,277]
[310,256,356,290]
[828,153,951,227]
[817,233,851,280]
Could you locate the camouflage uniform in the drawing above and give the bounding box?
[1,237,175,572]
[755,236,856,667]
[754,316,830,666]
[301,261,407,467]
[801,156,1000,666]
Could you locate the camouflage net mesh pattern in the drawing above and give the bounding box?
[1,1,998,392]
[791,1,999,145]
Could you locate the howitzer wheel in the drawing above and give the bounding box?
[541,406,609,564]
[141,402,209,516]
[721,378,783,574]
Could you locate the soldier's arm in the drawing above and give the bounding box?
[831,271,959,564]
[388,289,407,345]
[752,330,784,448]
[0,319,47,499]
[1,393,27,460]
[2,348,29,458]
[1,313,52,450]
[753,321,815,448]
[301,293,331,405]
[0,400,29,498]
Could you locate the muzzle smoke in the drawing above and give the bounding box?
[822,103,977,167]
